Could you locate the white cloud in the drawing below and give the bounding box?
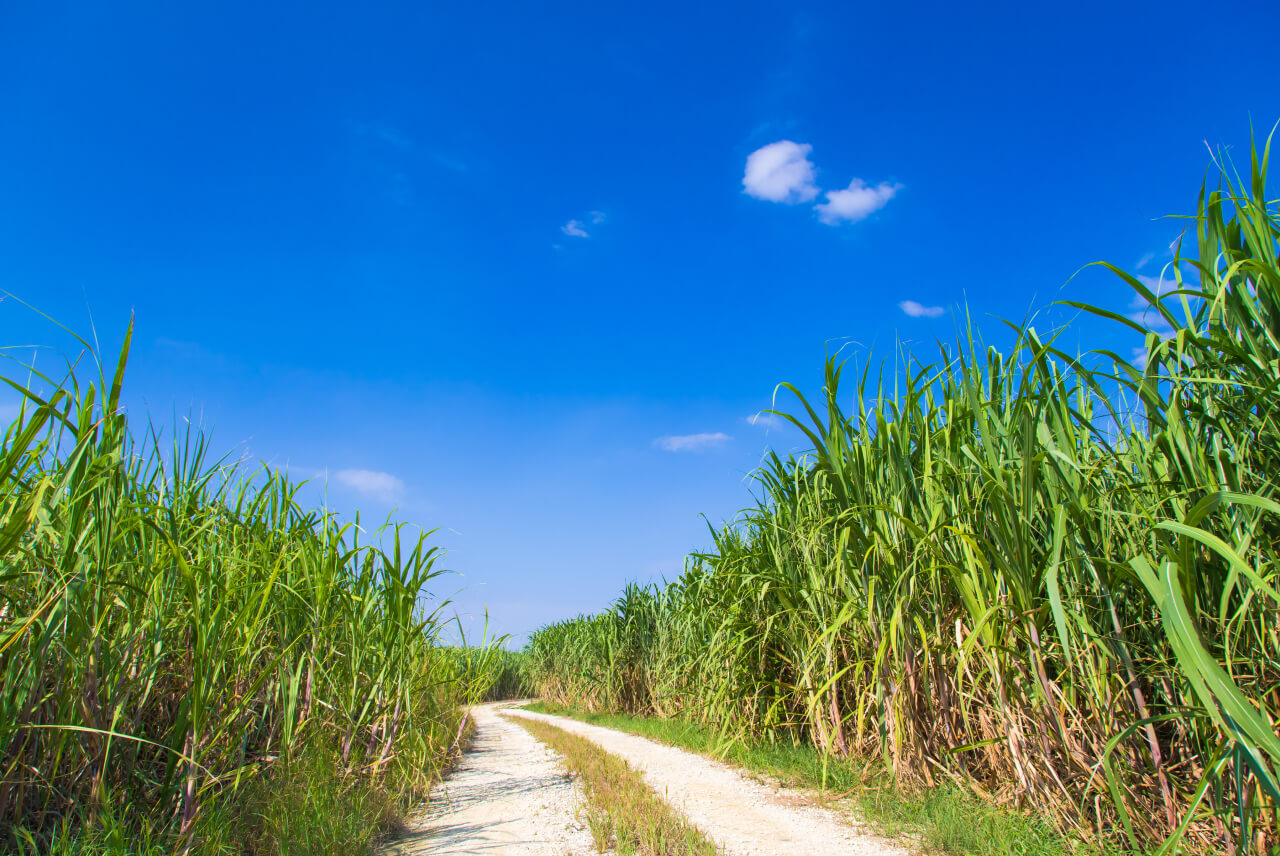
[1141,273,1179,294]
[654,432,731,452]
[560,211,605,239]
[1126,274,1179,330]
[1124,271,1191,368]
[746,412,783,429]
[899,300,944,318]
[815,179,899,225]
[743,141,819,203]
[336,469,405,503]
[1136,251,1155,269]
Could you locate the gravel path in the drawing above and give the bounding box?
[503,706,908,856]
[383,702,600,855]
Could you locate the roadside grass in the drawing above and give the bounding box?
[524,702,1121,856]
[510,714,720,856]
[29,743,419,856]
[223,744,404,856]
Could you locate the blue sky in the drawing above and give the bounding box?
[2,1,1277,644]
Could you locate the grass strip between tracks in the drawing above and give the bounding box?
[509,714,719,856]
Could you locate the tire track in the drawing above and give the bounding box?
[384,702,599,855]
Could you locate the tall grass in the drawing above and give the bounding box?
[0,320,499,853]
[527,135,1280,854]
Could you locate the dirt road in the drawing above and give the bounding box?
[389,702,907,856]
[385,703,599,855]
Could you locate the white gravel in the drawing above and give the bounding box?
[503,706,909,856]
[383,702,601,855]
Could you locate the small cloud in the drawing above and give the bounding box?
[1131,346,1149,368]
[899,300,944,318]
[336,469,405,503]
[1136,252,1155,269]
[815,179,899,225]
[560,211,605,239]
[654,432,731,452]
[743,141,819,203]
[1126,274,1179,330]
[746,412,783,429]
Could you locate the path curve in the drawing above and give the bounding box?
[384,702,599,855]
[503,706,907,856]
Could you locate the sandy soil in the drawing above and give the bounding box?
[383,702,600,855]
[503,707,908,856]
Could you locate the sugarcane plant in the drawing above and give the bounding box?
[527,130,1280,855]
[0,318,500,853]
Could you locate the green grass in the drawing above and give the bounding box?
[513,714,719,856]
[26,742,433,856]
[524,701,1109,856]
